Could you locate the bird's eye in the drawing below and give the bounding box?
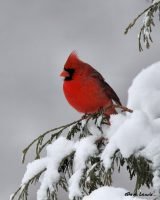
[64,68,75,81]
[64,68,75,74]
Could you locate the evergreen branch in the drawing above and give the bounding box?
[124,2,159,34]
[22,104,132,163]
[10,169,46,200]
[22,108,114,163]
[124,1,160,51]
[13,106,154,200]
[109,150,153,193]
[125,1,160,34]
[12,152,76,200]
[46,176,69,200]
[58,151,75,178]
[36,129,64,159]
[22,118,83,163]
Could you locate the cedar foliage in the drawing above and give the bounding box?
[11,106,154,200]
[125,0,160,51]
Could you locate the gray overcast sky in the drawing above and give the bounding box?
[0,0,159,199]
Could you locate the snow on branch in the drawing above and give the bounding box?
[10,62,160,200]
[125,0,160,51]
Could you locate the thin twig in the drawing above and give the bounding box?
[113,104,133,113]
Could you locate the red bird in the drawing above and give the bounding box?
[60,52,121,117]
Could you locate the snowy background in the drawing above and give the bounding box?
[1,0,160,199]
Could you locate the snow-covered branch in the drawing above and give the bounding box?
[125,0,160,51]
[11,62,160,200]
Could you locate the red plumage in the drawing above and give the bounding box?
[60,52,121,116]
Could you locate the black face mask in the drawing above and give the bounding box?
[64,68,75,81]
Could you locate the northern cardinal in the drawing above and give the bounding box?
[60,52,121,117]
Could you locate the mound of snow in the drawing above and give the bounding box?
[83,186,146,200]
[101,62,160,195]
[128,62,160,119]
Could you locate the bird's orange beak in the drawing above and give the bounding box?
[60,70,70,77]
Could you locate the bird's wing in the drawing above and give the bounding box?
[103,81,122,105]
[90,69,122,106]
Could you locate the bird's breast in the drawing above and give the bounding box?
[63,77,111,113]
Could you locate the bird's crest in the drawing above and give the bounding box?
[64,51,80,69]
